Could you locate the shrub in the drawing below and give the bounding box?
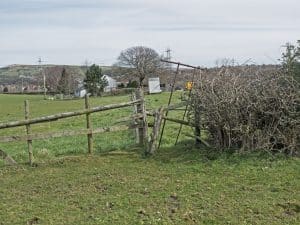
[189,66,300,155]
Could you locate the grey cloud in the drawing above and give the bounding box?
[0,0,299,67]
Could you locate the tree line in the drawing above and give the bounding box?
[47,46,163,96]
[26,42,300,96]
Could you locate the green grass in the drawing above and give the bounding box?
[0,148,299,225]
[0,94,136,162]
[0,93,299,225]
[0,92,189,163]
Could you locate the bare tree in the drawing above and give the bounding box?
[116,46,161,87]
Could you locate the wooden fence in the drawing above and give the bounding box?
[0,89,148,165]
[0,88,204,165]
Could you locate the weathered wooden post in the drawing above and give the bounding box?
[194,105,201,147]
[24,100,33,165]
[85,94,93,154]
[135,88,148,146]
[131,92,140,144]
[148,107,164,154]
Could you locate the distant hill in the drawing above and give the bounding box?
[0,64,113,85]
[0,63,281,90]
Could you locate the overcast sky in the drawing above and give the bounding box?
[0,0,299,67]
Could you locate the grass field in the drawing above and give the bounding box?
[0,93,299,225]
[0,92,189,163]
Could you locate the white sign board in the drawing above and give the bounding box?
[148,77,162,94]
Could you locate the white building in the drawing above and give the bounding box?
[74,87,87,98]
[148,77,162,94]
[103,75,117,93]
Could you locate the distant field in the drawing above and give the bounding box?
[0,93,299,225]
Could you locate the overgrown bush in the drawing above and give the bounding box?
[189,66,300,155]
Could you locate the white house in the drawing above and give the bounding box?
[103,75,117,93]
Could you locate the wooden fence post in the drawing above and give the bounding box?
[148,107,164,154]
[131,92,140,144]
[85,94,93,154]
[24,100,33,165]
[194,107,201,147]
[135,88,148,146]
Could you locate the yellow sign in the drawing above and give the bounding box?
[186,82,193,90]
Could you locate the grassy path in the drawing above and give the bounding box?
[0,148,299,225]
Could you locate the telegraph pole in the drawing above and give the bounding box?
[166,48,171,61]
[164,48,172,70]
[38,57,46,99]
[20,75,24,93]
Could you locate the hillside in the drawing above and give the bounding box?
[0,64,281,93]
[0,64,114,85]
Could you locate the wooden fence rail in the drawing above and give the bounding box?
[0,90,146,165]
[0,124,139,143]
[1,89,199,164]
[0,99,141,130]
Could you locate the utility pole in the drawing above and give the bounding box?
[38,57,46,99]
[164,47,173,72]
[164,48,173,91]
[164,48,172,70]
[20,75,24,93]
[165,48,171,61]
